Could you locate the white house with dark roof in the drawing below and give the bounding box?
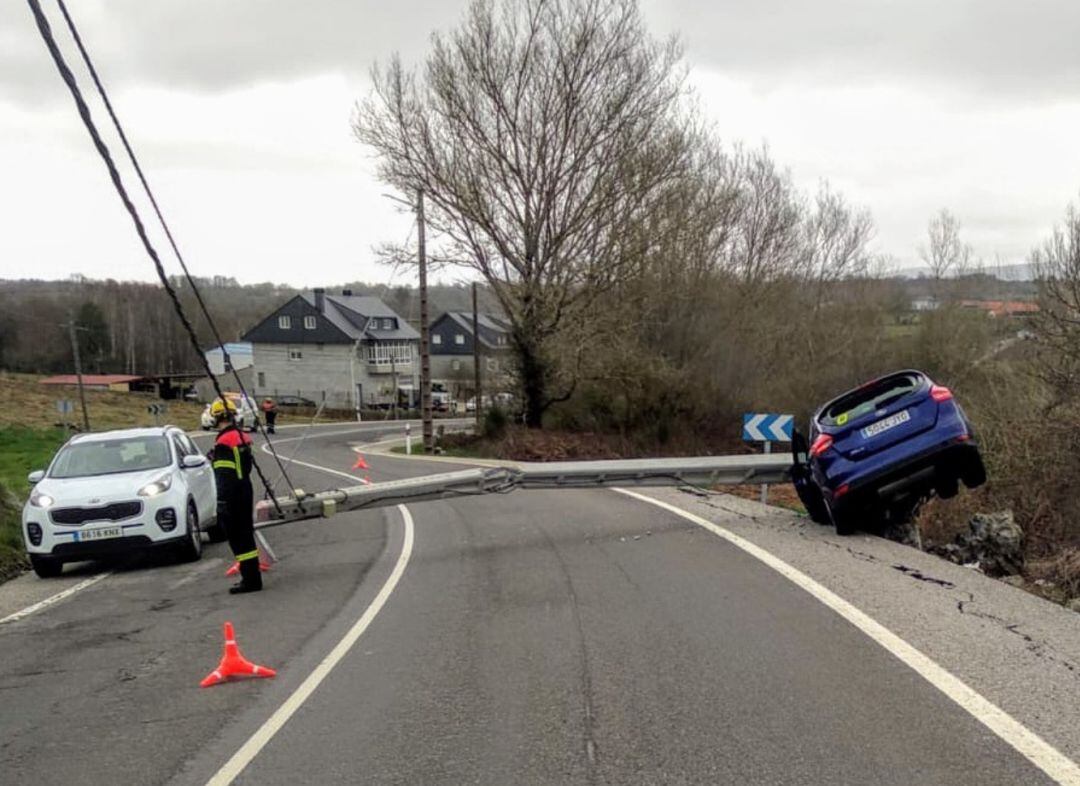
[242,288,419,409]
[429,311,513,397]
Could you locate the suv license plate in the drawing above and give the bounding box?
[79,527,122,541]
[863,409,911,438]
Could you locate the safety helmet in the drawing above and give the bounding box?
[209,398,237,418]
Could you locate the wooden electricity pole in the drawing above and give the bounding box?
[472,282,482,429]
[65,319,91,432]
[418,189,433,452]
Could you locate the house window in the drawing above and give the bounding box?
[454,334,465,345]
[486,358,498,372]
[383,318,394,330]
[432,334,442,345]
[304,316,316,330]
[257,372,266,387]
[497,335,507,346]
[451,359,461,371]
[278,315,292,330]
[288,348,303,361]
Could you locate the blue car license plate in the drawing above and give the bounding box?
[862,409,910,438]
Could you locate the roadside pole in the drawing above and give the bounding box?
[743,413,793,508]
[760,442,771,504]
[405,422,412,455]
[418,188,433,453]
[472,282,482,430]
[65,319,90,432]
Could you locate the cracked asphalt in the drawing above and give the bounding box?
[0,423,1075,784]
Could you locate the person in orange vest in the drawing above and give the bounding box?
[261,397,278,434]
[208,398,262,594]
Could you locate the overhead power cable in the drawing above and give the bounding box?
[25,0,285,514]
[50,0,296,498]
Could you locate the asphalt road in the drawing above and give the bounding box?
[0,421,1064,784]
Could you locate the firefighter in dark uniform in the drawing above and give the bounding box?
[209,398,262,594]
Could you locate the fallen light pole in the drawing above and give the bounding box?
[255,454,794,529]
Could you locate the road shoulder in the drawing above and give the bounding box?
[636,486,1080,767]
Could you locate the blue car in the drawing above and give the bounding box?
[791,370,986,535]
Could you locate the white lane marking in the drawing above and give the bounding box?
[616,488,1080,785]
[260,444,366,483]
[0,571,112,626]
[205,505,415,786]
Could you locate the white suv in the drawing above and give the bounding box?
[22,426,217,578]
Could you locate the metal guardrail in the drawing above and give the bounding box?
[255,454,794,529]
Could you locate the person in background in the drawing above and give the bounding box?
[262,397,278,434]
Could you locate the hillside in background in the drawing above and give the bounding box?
[0,276,500,376]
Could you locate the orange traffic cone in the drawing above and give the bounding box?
[200,622,276,688]
[225,555,272,577]
[352,454,370,471]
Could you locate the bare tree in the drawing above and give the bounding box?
[1030,199,1080,403]
[354,0,693,426]
[919,209,974,297]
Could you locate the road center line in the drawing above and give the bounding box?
[616,488,1080,785]
[205,504,415,786]
[0,571,112,626]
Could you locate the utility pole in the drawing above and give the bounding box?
[472,282,482,429]
[65,319,91,432]
[418,189,433,452]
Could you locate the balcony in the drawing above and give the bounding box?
[367,359,414,375]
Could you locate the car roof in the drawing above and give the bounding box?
[68,426,175,443]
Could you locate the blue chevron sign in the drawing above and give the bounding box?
[743,413,794,442]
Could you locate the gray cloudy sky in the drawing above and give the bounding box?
[1,0,1078,286]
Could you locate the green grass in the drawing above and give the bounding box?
[0,426,67,580]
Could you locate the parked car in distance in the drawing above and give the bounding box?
[792,369,986,535]
[21,426,219,578]
[200,393,260,431]
[275,395,317,408]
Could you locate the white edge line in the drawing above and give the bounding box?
[206,504,415,786]
[615,488,1080,786]
[0,571,112,626]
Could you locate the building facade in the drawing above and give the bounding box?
[242,289,419,410]
[429,311,513,400]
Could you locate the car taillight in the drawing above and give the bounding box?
[835,484,851,499]
[810,434,833,457]
[930,385,953,402]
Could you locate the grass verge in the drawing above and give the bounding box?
[0,426,67,581]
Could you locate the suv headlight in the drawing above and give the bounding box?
[29,489,54,508]
[138,474,173,497]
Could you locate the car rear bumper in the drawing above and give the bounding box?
[831,439,982,511]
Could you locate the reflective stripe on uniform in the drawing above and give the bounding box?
[235,549,259,562]
[232,446,243,480]
[213,460,237,471]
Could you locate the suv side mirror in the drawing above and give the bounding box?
[181,454,207,469]
[27,470,45,484]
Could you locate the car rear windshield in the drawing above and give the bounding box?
[820,373,922,427]
[49,436,172,479]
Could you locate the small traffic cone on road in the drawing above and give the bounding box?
[352,454,370,471]
[224,554,272,577]
[199,622,276,688]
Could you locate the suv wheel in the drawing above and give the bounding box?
[175,502,204,563]
[30,554,63,578]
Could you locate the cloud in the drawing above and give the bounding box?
[0,0,466,106]
[641,0,1080,101]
